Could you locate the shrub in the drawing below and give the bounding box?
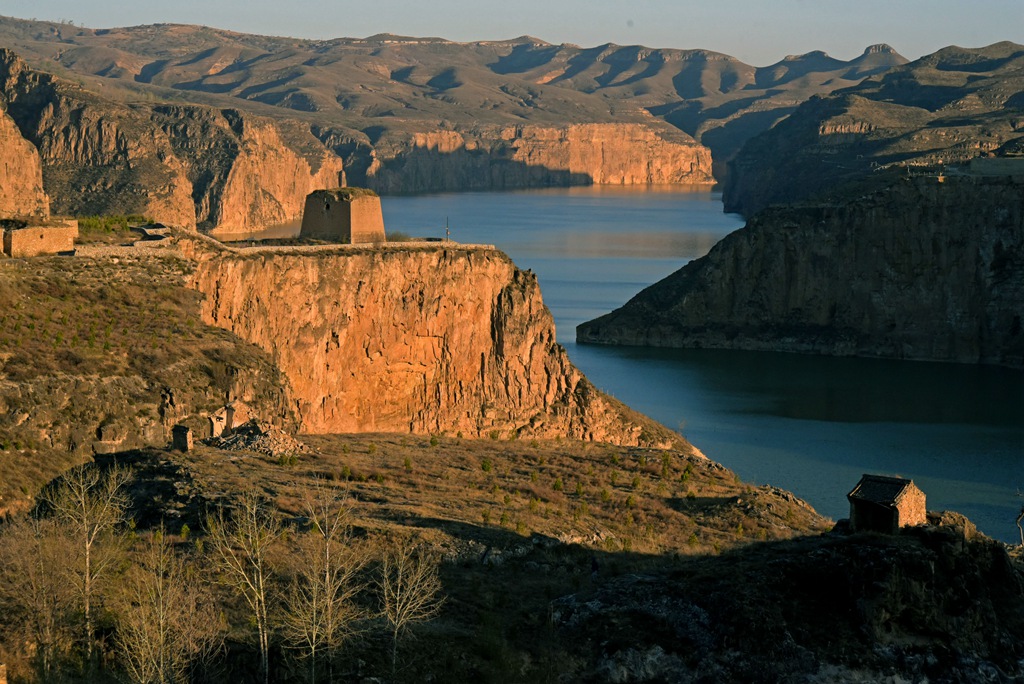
[552,478,564,492]
[429,435,439,447]
[481,458,493,473]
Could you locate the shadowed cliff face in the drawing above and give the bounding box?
[723,42,1024,215]
[186,239,682,447]
[578,176,1024,367]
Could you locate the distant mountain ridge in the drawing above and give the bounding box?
[724,40,1024,214]
[0,15,907,179]
[578,42,1024,367]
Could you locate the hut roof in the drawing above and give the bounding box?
[847,474,918,507]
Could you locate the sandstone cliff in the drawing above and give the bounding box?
[578,176,1024,367]
[0,49,343,233]
[0,247,296,517]
[0,107,48,218]
[358,124,713,193]
[186,239,680,446]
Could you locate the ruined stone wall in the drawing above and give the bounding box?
[348,196,386,243]
[3,220,77,257]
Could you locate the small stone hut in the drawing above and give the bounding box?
[847,474,927,534]
[299,187,386,243]
[2,217,78,257]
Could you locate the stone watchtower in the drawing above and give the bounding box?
[299,187,386,243]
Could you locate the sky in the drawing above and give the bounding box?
[2,0,1021,66]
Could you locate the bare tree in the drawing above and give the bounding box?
[1016,505,1023,547]
[376,536,445,673]
[114,528,222,684]
[279,482,367,683]
[206,490,282,684]
[44,464,130,663]
[0,516,76,679]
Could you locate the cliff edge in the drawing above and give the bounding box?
[578,175,1024,367]
[186,238,684,447]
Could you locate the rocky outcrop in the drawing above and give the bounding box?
[186,239,680,446]
[0,49,343,233]
[552,519,1024,682]
[578,175,1024,367]
[0,107,48,217]
[154,107,344,236]
[359,124,713,193]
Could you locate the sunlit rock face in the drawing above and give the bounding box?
[362,124,713,194]
[0,107,48,218]
[186,239,684,447]
[0,49,344,233]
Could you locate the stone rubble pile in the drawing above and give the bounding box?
[207,419,308,457]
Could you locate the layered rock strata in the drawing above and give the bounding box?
[0,49,343,233]
[578,176,1024,367]
[186,239,680,445]
[359,124,713,193]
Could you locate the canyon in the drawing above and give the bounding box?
[580,42,1024,367]
[185,236,679,446]
[578,174,1024,367]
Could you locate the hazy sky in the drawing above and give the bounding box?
[3,0,1021,65]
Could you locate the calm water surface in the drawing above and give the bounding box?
[378,186,1024,543]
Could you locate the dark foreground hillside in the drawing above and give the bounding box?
[2,433,1021,683]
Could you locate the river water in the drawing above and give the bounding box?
[376,186,1024,543]
[243,186,1024,542]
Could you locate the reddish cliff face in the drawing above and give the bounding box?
[0,49,343,233]
[0,107,48,218]
[186,239,681,447]
[361,124,713,193]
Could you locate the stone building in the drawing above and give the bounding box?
[299,187,386,243]
[847,474,927,534]
[2,218,78,257]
